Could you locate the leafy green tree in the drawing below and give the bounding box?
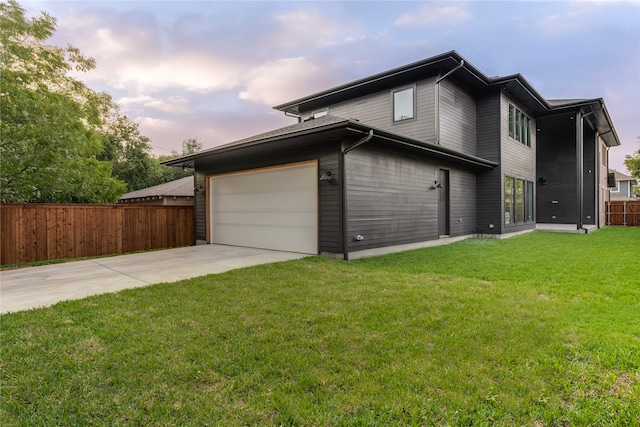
[155,137,201,183]
[0,0,125,203]
[101,113,163,192]
[624,137,640,196]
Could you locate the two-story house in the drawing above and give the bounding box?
[164,51,620,259]
[608,169,638,201]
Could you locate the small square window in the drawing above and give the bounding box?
[393,87,414,122]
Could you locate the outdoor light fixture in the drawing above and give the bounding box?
[538,177,547,186]
[319,170,337,185]
[430,180,444,189]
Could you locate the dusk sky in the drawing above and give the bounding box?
[22,0,640,173]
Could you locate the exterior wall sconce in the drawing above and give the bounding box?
[538,177,547,186]
[194,185,203,192]
[430,180,444,189]
[319,170,337,185]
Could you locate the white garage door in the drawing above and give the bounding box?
[210,161,318,254]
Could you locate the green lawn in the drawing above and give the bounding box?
[1,228,639,426]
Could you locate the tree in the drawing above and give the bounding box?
[100,113,163,192]
[155,137,202,183]
[0,0,126,203]
[624,137,640,197]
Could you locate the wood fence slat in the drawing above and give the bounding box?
[1,204,194,264]
[1,205,18,264]
[606,201,640,227]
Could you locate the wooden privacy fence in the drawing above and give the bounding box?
[606,201,640,227]
[1,204,194,265]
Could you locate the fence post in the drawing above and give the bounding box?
[623,201,627,226]
[607,201,610,226]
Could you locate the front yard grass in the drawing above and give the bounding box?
[1,227,639,425]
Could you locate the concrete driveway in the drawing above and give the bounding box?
[0,245,308,314]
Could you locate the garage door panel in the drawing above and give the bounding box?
[214,211,317,227]
[210,162,318,254]
[214,224,317,253]
[213,190,316,210]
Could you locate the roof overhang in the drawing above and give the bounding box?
[272,50,550,118]
[162,115,497,171]
[543,99,621,147]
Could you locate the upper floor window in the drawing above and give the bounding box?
[393,87,414,122]
[508,104,531,147]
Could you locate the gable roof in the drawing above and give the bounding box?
[119,176,194,201]
[162,114,497,170]
[609,169,638,184]
[273,51,549,115]
[273,50,620,147]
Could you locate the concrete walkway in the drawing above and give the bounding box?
[0,245,308,314]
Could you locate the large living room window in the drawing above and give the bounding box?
[393,87,414,122]
[508,104,531,147]
[505,175,535,225]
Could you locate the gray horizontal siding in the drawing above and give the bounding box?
[500,93,536,233]
[439,79,476,155]
[322,77,437,143]
[345,145,440,252]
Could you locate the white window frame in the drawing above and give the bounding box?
[393,86,415,122]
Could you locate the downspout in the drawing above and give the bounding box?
[576,108,597,231]
[342,129,374,155]
[435,60,464,145]
[606,146,611,225]
[595,134,600,229]
[576,110,584,231]
[341,129,374,260]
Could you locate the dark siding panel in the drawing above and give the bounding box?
[583,126,596,224]
[536,114,576,223]
[318,152,342,253]
[439,79,476,155]
[475,93,501,234]
[194,172,207,241]
[449,169,477,236]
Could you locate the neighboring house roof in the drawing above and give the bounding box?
[118,176,194,201]
[609,169,638,185]
[162,114,498,170]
